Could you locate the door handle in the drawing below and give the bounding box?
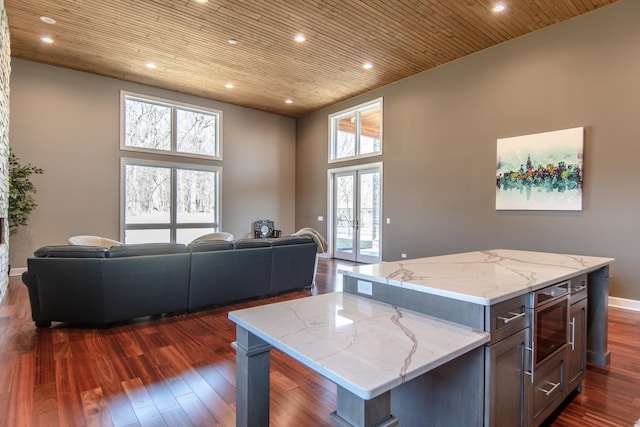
[525,342,534,384]
[569,318,576,351]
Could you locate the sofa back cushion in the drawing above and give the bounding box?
[233,239,271,249]
[106,243,189,258]
[34,245,108,258]
[269,236,314,246]
[188,240,234,253]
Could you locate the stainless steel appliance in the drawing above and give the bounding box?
[526,280,571,425]
[528,280,570,370]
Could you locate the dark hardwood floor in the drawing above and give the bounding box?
[0,258,639,426]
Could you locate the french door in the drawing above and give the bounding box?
[331,165,382,263]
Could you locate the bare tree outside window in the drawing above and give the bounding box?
[125,99,171,151]
[121,92,221,244]
[177,108,217,156]
[122,93,220,158]
[125,164,170,224]
[177,169,217,223]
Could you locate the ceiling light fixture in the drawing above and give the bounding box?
[194,0,209,4]
[40,36,54,44]
[363,62,373,69]
[493,3,506,12]
[294,34,306,43]
[39,16,56,24]
[146,62,157,69]
[225,83,234,89]
[285,99,293,104]
[228,38,238,45]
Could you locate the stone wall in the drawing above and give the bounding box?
[0,0,10,300]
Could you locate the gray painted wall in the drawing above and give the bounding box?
[9,59,296,268]
[296,0,640,300]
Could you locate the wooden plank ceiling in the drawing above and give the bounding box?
[5,0,619,118]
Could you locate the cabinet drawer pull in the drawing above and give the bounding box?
[572,285,587,293]
[538,381,561,396]
[497,311,525,323]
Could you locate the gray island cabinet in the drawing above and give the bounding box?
[340,249,613,427]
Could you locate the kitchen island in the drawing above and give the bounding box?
[230,249,614,426]
[340,249,614,426]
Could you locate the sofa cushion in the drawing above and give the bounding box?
[188,240,234,253]
[34,245,108,258]
[106,243,189,258]
[269,236,314,246]
[233,239,271,249]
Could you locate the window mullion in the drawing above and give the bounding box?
[171,167,177,243]
[355,110,362,156]
[171,108,177,242]
[172,106,178,153]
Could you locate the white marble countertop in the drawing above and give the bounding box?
[340,249,614,305]
[229,292,489,400]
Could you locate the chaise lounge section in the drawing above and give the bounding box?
[22,236,317,327]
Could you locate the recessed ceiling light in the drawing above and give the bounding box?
[146,62,157,69]
[493,3,506,12]
[225,83,234,89]
[228,38,238,45]
[363,62,373,69]
[294,34,306,43]
[40,36,54,44]
[39,16,56,24]
[194,0,208,3]
[285,99,293,104]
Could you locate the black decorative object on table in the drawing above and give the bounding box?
[254,219,278,238]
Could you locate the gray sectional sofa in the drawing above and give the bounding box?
[22,236,317,327]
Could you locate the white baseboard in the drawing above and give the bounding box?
[9,267,27,277]
[609,296,640,312]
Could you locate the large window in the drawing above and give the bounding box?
[121,91,221,159]
[122,160,220,244]
[120,91,222,244]
[329,98,382,162]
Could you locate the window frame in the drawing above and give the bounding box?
[120,90,223,160]
[120,157,222,244]
[328,97,383,163]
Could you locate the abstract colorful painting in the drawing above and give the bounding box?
[496,127,584,211]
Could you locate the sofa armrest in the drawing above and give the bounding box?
[21,270,47,326]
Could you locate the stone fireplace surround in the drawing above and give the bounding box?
[0,0,11,300]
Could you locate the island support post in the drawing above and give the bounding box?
[234,325,271,427]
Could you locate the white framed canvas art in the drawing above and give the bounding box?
[496,127,584,211]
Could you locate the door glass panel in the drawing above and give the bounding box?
[335,174,355,253]
[358,170,381,258]
[125,164,171,224]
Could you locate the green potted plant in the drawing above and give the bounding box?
[8,148,43,236]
